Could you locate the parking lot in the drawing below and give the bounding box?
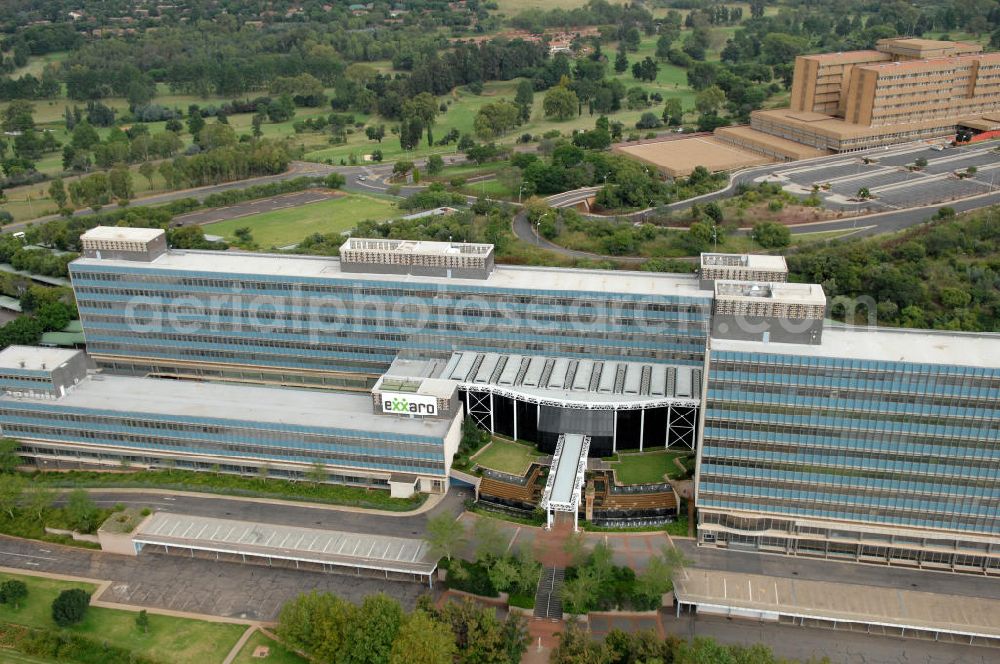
[763,142,1000,209]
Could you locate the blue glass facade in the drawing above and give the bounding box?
[700,351,1000,534]
[69,262,712,385]
[0,398,450,481]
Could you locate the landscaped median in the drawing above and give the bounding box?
[0,572,246,664]
[22,469,425,512]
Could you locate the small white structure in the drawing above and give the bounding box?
[540,433,590,531]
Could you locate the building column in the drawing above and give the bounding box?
[612,409,618,454]
[513,401,518,441]
[639,409,645,452]
[489,392,495,433]
[574,508,579,532]
[546,507,552,530]
[665,404,672,448]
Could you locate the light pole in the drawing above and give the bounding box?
[518,183,527,204]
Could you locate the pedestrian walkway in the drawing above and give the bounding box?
[533,567,564,620]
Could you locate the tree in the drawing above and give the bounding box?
[0,438,21,473]
[2,101,35,133]
[614,46,629,74]
[366,125,386,143]
[473,516,508,563]
[636,112,661,130]
[139,162,156,189]
[632,57,659,82]
[306,461,327,484]
[751,222,791,248]
[399,117,424,150]
[560,567,598,616]
[663,98,684,126]
[857,187,872,200]
[695,86,726,115]
[474,100,521,140]
[0,579,28,609]
[198,123,237,151]
[109,167,134,202]
[914,157,928,169]
[277,592,353,662]
[543,86,579,121]
[636,546,689,608]
[22,487,55,522]
[324,173,346,189]
[251,113,265,139]
[0,473,26,519]
[135,609,150,633]
[515,79,535,123]
[656,33,675,60]
[426,154,445,175]
[402,92,439,130]
[551,622,608,664]
[389,610,455,664]
[52,588,90,627]
[70,121,99,151]
[66,489,99,532]
[425,513,465,561]
[342,594,403,664]
[187,107,206,137]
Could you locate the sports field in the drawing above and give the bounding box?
[202,194,398,249]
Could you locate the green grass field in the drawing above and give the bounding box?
[610,450,691,484]
[232,630,308,664]
[0,572,245,664]
[202,193,399,249]
[474,438,543,476]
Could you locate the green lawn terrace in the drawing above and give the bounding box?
[606,449,695,485]
[472,437,545,477]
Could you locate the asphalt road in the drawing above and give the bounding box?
[171,189,336,228]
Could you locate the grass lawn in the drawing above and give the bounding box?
[232,630,308,664]
[474,438,543,476]
[610,450,692,484]
[202,193,399,249]
[0,572,245,664]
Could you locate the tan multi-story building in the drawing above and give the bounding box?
[717,38,1000,154]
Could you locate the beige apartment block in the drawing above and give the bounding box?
[730,38,1000,155]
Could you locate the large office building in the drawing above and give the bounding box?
[697,327,1000,574]
[69,231,710,392]
[2,226,998,574]
[715,38,1000,154]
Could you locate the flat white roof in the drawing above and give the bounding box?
[0,346,82,372]
[80,226,165,242]
[675,569,1000,640]
[0,374,454,437]
[549,433,587,505]
[342,237,492,256]
[135,512,436,575]
[71,249,707,298]
[714,281,826,306]
[711,325,1000,368]
[701,253,788,271]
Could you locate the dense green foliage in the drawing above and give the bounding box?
[0,622,162,664]
[788,207,1000,331]
[278,592,527,664]
[552,624,829,664]
[51,588,90,627]
[24,467,425,510]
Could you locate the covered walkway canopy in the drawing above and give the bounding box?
[674,569,1000,647]
[133,513,438,585]
[540,433,590,531]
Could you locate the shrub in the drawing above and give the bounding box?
[751,222,791,248]
[0,579,28,608]
[52,588,90,627]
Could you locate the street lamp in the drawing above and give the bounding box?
[518,183,527,204]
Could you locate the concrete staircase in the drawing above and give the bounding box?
[533,566,565,620]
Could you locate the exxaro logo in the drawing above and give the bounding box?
[381,392,438,416]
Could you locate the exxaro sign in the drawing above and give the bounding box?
[381,392,438,416]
